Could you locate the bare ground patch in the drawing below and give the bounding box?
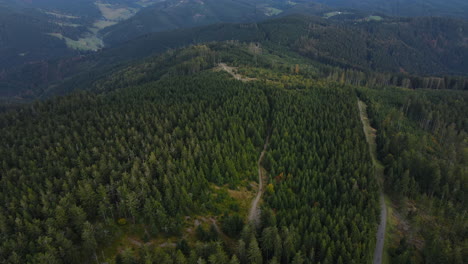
[216,63,257,82]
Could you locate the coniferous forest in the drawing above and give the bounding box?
[0,8,467,264]
[359,87,467,263]
[0,43,383,263]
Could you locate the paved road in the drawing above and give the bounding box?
[248,133,270,225]
[358,100,387,264]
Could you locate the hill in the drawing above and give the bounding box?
[0,4,79,69]
[100,0,468,47]
[312,0,468,20]
[0,41,466,264]
[0,0,165,70]
[101,0,295,46]
[1,14,467,101]
[0,43,380,263]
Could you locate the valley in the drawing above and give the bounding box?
[43,1,162,51]
[2,13,467,103]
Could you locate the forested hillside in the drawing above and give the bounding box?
[101,0,274,46]
[359,87,467,263]
[313,0,468,20]
[0,5,77,69]
[0,71,268,263]
[1,1,467,264]
[0,0,164,81]
[0,35,466,264]
[0,43,384,263]
[261,86,379,263]
[264,15,468,75]
[2,14,467,102]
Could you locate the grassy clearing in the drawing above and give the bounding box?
[47,33,103,51]
[136,0,161,7]
[367,16,383,21]
[323,11,351,19]
[98,222,182,263]
[209,182,256,218]
[98,224,144,263]
[93,20,118,29]
[97,183,253,262]
[96,3,137,21]
[265,7,283,16]
[43,11,79,19]
[227,185,256,219]
[55,22,81,28]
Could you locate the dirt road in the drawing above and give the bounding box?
[217,63,256,82]
[248,133,270,225]
[358,100,387,264]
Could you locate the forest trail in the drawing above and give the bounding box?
[357,100,387,264]
[217,63,257,82]
[248,132,270,225]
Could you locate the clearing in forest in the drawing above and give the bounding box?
[217,63,257,82]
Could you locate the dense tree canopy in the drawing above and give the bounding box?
[359,87,467,263]
[0,41,465,263]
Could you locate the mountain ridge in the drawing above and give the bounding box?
[1,13,467,101]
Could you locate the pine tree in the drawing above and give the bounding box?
[247,236,262,264]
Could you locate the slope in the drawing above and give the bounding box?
[1,14,467,101]
[312,0,468,20]
[0,4,76,69]
[0,0,165,75]
[101,0,284,46]
[358,86,467,263]
[0,43,381,263]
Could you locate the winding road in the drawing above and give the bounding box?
[218,62,268,226]
[248,133,270,226]
[358,100,387,264]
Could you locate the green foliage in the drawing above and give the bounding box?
[2,13,467,101]
[360,87,468,263]
[221,214,245,237]
[0,72,268,263]
[259,84,379,263]
[1,38,465,264]
[117,218,127,226]
[313,0,468,20]
[102,0,276,46]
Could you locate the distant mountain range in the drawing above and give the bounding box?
[0,0,164,68]
[2,0,466,69]
[1,0,467,101]
[102,0,277,46]
[0,0,329,75]
[1,14,466,101]
[312,0,468,20]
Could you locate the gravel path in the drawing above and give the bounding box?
[218,63,256,82]
[358,100,387,264]
[248,133,270,225]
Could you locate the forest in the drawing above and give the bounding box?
[2,13,467,102]
[0,43,384,263]
[0,39,466,263]
[358,87,467,263]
